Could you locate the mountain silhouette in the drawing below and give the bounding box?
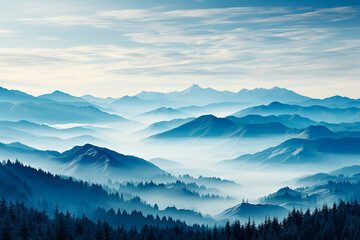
[150,115,293,138]
[299,95,360,108]
[0,102,126,124]
[0,142,165,181]
[136,85,309,106]
[225,137,360,165]
[38,90,88,102]
[0,86,51,103]
[226,114,316,129]
[218,202,288,222]
[233,101,360,123]
[135,107,190,122]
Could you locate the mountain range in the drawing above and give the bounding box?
[149,114,360,140]
[0,120,96,137]
[226,114,316,129]
[317,121,360,132]
[0,161,212,226]
[58,143,166,181]
[136,85,310,106]
[177,102,251,117]
[0,102,126,124]
[134,107,190,122]
[295,165,360,186]
[0,86,52,104]
[298,95,360,108]
[294,125,360,140]
[233,101,360,123]
[139,117,195,136]
[261,181,360,210]
[39,90,89,103]
[3,85,360,124]
[224,137,360,165]
[150,115,294,139]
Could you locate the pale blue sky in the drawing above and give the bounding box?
[0,0,359,98]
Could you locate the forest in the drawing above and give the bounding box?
[1,199,360,240]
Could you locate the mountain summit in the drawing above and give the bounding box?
[39,90,88,102]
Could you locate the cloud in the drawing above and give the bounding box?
[22,15,111,28]
[248,6,360,23]
[0,29,17,37]
[1,4,360,98]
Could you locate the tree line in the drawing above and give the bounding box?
[1,199,360,239]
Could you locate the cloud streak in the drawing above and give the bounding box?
[0,2,360,98]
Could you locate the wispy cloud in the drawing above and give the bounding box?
[248,6,360,23]
[1,3,360,98]
[0,29,17,37]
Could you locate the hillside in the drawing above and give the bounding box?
[233,102,360,123]
[150,115,294,139]
[0,102,126,124]
[218,202,289,222]
[224,137,360,165]
[0,142,166,181]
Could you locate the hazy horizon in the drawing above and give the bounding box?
[2,83,360,100]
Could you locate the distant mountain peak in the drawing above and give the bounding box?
[56,143,166,180]
[183,84,205,93]
[82,143,96,149]
[304,125,332,133]
[197,114,217,120]
[268,101,285,107]
[137,107,187,118]
[219,202,289,221]
[190,84,201,88]
[49,90,72,96]
[38,90,89,103]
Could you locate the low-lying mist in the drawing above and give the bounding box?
[2,118,360,218]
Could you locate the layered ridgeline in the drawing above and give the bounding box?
[136,85,310,106]
[134,107,191,123]
[255,164,360,212]
[298,95,360,108]
[0,102,126,124]
[0,142,237,216]
[38,90,91,103]
[0,120,106,150]
[138,117,195,136]
[111,96,176,117]
[3,84,360,124]
[3,84,360,123]
[0,86,52,104]
[0,120,96,137]
[260,180,360,211]
[0,161,213,226]
[223,137,360,166]
[0,142,165,181]
[226,114,316,129]
[295,164,360,186]
[0,86,126,124]
[81,85,313,117]
[217,202,289,223]
[107,180,237,215]
[148,114,360,140]
[233,101,360,123]
[149,115,296,139]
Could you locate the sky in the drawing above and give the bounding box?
[0,0,359,98]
